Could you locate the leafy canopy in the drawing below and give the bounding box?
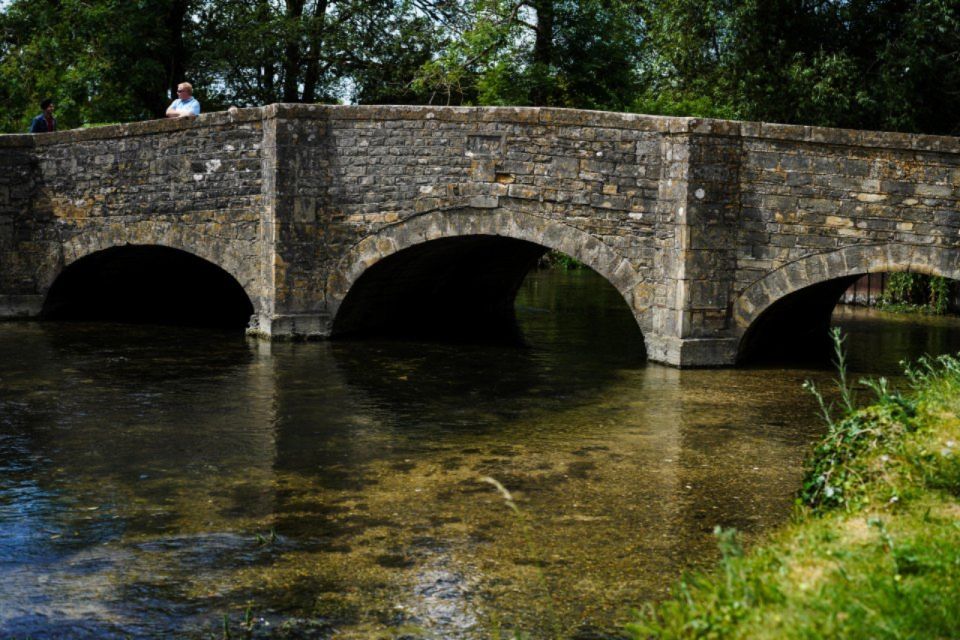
[1,0,957,134]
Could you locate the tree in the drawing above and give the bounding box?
[636,0,960,134]
[0,0,447,129]
[413,0,642,109]
[193,0,446,107]
[0,0,199,130]
[1,0,957,134]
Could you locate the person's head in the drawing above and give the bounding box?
[176,82,193,99]
[40,99,54,115]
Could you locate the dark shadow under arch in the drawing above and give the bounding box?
[332,235,546,343]
[735,245,960,365]
[42,245,254,330]
[737,275,861,364]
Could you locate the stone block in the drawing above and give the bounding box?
[779,154,810,171]
[688,279,729,308]
[551,156,580,178]
[762,195,799,211]
[914,183,954,199]
[466,134,504,156]
[808,126,861,146]
[760,122,808,141]
[467,195,499,209]
[470,158,497,182]
[294,197,317,223]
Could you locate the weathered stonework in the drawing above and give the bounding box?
[1,105,958,366]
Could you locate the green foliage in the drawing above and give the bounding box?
[883,272,925,307]
[627,526,784,639]
[0,0,447,129]
[412,0,524,105]
[929,276,951,314]
[413,0,642,109]
[630,92,740,121]
[879,273,953,315]
[538,250,584,271]
[195,0,442,107]
[637,0,960,135]
[800,329,918,511]
[800,394,917,511]
[628,344,960,640]
[0,0,187,129]
[902,355,960,496]
[1,0,958,133]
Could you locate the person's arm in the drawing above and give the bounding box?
[28,116,42,133]
[165,100,182,118]
[190,100,201,116]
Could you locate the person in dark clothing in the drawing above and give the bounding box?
[29,99,56,133]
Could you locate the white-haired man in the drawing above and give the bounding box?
[165,82,201,118]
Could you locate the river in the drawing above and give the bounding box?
[2,268,959,639]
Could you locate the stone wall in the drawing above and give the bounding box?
[0,135,39,316]
[733,123,960,331]
[0,110,268,321]
[262,105,684,348]
[1,105,959,366]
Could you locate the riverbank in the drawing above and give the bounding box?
[628,339,960,639]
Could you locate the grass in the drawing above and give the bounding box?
[627,330,960,639]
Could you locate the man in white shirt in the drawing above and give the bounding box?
[166,82,201,118]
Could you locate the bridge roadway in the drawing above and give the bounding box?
[1,104,958,366]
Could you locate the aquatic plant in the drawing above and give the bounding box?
[254,528,277,547]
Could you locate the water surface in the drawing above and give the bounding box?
[2,270,959,639]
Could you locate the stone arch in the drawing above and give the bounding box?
[734,243,960,360]
[327,207,648,338]
[52,222,260,314]
[43,238,257,330]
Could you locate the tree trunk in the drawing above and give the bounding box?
[530,0,554,105]
[257,0,277,101]
[162,0,190,116]
[302,0,330,102]
[282,0,307,102]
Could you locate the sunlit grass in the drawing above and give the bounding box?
[628,334,960,639]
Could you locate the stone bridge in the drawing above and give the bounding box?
[1,104,959,366]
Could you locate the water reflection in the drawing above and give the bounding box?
[835,305,960,376]
[1,271,959,639]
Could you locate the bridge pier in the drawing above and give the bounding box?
[645,336,740,368]
[248,313,332,340]
[0,295,44,319]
